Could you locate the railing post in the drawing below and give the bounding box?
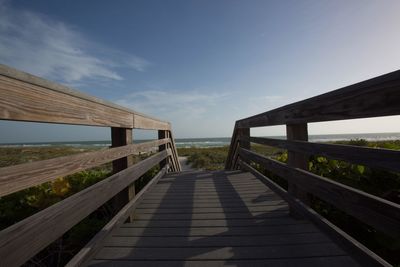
[235,128,250,169]
[111,127,135,220]
[158,130,168,170]
[286,123,310,217]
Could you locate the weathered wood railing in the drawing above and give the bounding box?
[226,70,400,266]
[0,64,181,266]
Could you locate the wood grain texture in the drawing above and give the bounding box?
[95,243,346,260]
[133,113,170,130]
[239,161,391,267]
[103,232,328,246]
[238,148,400,238]
[0,139,170,197]
[88,257,359,267]
[0,64,169,129]
[66,166,168,267]
[248,136,400,173]
[0,75,133,127]
[88,170,361,267]
[236,69,400,128]
[0,150,170,267]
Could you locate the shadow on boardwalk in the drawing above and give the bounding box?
[89,170,358,267]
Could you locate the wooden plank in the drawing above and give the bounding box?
[104,231,329,247]
[0,64,169,129]
[66,166,168,267]
[0,75,133,127]
[132,211,289,221]
[0,139,169,197]
[239,148,400,238]
[121,217,306,228]
[248,136,400,173]
[150,184,272,191]
[236,69,400,127]
[149,186,271,194]
[95,243,345,260]
[239,161,391,267]
[142,192,276,201]
[143,191,270,199]
[136,200,285,208]
[112,224,318,237]
[133,205,288,214]
[0,150,169,267]
[88,256,359,267]
[140,195,282,204]
[133,113,170,130]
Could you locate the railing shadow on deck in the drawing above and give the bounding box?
[89,170,299,267]
[0,64,181,266]
[226,69,400,266]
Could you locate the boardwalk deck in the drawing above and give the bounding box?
[88,170,360,267]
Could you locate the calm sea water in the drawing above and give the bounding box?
[1,133,400,148]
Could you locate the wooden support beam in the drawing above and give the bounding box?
[234,128,250,169]
[286,124,309,217]
[111,128,134,214]
[158,130,168,170]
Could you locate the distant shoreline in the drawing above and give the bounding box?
[1,132,400,148]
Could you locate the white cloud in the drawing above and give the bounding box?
[116,90,226,120]
[0,2,149,83]
[116,90,229,138]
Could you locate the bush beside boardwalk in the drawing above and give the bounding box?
[1,139,399,265]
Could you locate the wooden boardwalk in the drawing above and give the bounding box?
[88,170,360,267]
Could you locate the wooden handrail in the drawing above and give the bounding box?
[226,70,400,266]
[0,64,182,266]
[0,64,170,130]
[236,69,400,128]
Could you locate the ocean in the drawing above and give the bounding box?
[1,132,400,148]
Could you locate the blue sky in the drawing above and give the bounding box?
[1,0,400,142]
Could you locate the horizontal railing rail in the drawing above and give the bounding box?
[0,138,170,197]
[0,64,181,266]
[238,147,400,238]
[226,70,400,266]
[247,136,400,173]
